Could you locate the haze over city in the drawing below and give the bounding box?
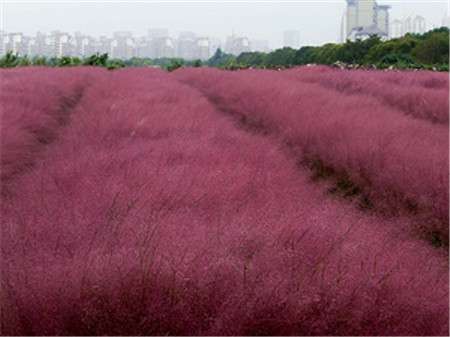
[2,0,448,48]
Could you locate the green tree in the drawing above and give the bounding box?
[236,52,266,67]
[166,59,184,72]
[208,48,235,67]
[0,51,20,67]
[192,59,202,67]
[57,56,80,66]
[364,40,396,63]
[265,47,296,67]
[106,59,126,70]
[413,31,449,64]
[294,46,318,65]
[337,35,381,64]
[17,55,31,66]
[32,56,48,66]
[83,53,109,66]
[314,43,342,64]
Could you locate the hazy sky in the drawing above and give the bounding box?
[1,0,449,48]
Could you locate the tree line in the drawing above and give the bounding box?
[1,27,448,71]
[213,27,449,71]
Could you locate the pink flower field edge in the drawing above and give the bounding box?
[0,67,448,336]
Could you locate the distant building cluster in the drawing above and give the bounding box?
[224,34,251,55]
[343,0,390,41]
[0,29,274,59]
[0,29,213,60]
[390,15,426,38]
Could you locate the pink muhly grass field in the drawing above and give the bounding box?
[175,67,449,240]
[0,67,96,188]
[0,66,448,336]
[283,66,449,124]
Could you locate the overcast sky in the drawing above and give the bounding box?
[1,0,448,48]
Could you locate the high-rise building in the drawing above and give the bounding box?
[48,31,73,57]
[196,37,210,60]
[283,30,300,49]
[72,32,93,57]
[390,19,403,38]
[146,28,173,58]
[357,0,376,28]
[21,36,34,56]
[403,16,412,34]
[340,12,347,42]
[5,33,29,55]
[135,36,150,58]
[224,34,251,55]
[412,15,426,34]
[33,32,51,57]
[150,37,175,58]
[391,15,427,38]
[376,5,390,35]
[344,0,390,40]
[97,35,114,55]
[346,0,357,37]
[177,31,197,60]
[111,31,135,59]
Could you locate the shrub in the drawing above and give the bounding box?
[166,59,184,72]
[83,53,109,67]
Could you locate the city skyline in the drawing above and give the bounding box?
[1,1,448,49]
[0,29,285,60]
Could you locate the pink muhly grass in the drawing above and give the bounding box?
[286,66,449,124]
[174,67,449,239]
[0,67,101,189]
[0,68,448,336]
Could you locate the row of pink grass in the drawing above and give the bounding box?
[0,67,95,187]
[174,67,449,234]
[285,66,449,124]
[1,67,448,335]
